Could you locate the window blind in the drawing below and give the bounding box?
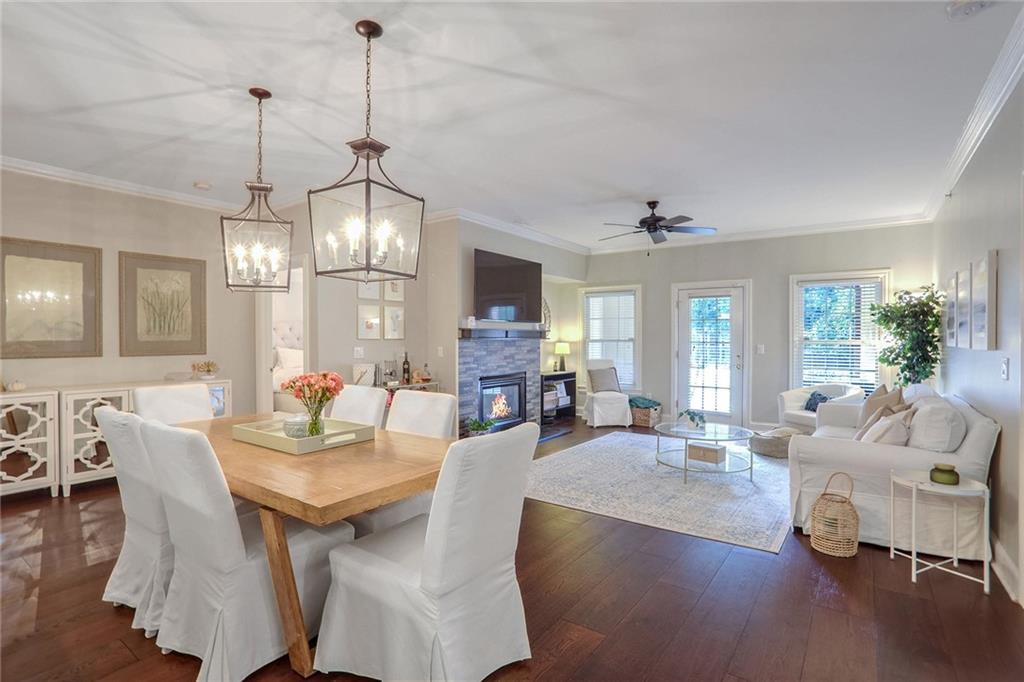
[792,276,883,393]
[583,290,637,387]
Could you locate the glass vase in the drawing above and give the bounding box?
[307,406,325,437]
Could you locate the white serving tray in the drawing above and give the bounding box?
[232,418,375,455]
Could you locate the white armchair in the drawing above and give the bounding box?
[582,359,633,428]
[777,383,864,432]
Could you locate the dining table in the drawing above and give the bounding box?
[182,415,454,678]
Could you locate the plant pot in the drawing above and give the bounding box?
[930,463,960,486]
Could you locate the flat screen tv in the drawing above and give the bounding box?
[474,249,542,322]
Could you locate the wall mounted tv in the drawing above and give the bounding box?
[474,249,542,322]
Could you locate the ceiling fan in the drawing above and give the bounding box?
[601,200,717,244]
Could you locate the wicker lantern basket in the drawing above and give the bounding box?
[810,472,860,558]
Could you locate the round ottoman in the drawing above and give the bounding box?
[750,427,802,458]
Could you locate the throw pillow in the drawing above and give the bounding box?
[858,386,903,427]
[853,402,911,440]
[903,383,938,405]
[803,391,831,412]
[861,414,910,446]
[908,400,968,452]
[588,367,621,393]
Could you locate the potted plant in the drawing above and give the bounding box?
[280,371,344,437]
[871,285,945,386]
[465,418,496,437]
[679,408,706,429]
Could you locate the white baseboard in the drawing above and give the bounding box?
[992,533,1021,604]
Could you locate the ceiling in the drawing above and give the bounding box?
[2,2,1020,253]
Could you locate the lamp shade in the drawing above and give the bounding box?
[554,342,571,356]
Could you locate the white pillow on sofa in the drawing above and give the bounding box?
[861,414,910,445]
[903,383,938,405]
[908,400,967,452]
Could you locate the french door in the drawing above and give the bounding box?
[677,287,744,425]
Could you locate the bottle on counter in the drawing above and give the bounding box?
[402,352,411,384]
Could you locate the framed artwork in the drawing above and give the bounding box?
[0,237,102,358]
[944,273,957,347]
[352,362,376,386]
[971,250,997,351]
[357,304,381,339]
[955,268,971,349]
[384,280,405,302]
[119,251,206,356]
[357,281,380,300]
[384,305,405,339]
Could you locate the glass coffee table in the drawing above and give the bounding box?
[654,421,755,483]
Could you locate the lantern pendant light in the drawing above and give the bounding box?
[307,19,424,282]
[220,87,293,292]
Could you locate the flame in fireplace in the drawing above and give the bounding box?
[490,392,512,419]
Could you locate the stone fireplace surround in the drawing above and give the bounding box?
[457,337,541,438]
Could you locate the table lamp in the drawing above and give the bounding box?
[554,342,570,371]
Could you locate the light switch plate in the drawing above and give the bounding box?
[353,346,365,359]
[437,346,445,358]
[1001,357,1010,381]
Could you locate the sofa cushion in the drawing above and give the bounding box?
[903,383,938,404]
[783,410,817,427]
[909,399,968,453]
[858,387,903,427]
[861,415,910,446]
[854,402,910,441]
[813,425,858,440]
[588,367,621,393]
[803,391,831,412]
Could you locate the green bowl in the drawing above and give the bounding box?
[930,464,960,486]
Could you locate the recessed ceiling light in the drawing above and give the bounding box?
[193,180,212,191]
[946,1,994,21]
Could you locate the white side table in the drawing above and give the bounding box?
[889,469,990,594]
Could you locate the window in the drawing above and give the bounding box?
[791,271,888,393]
[582,287,640,388]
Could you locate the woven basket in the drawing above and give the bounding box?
[810,472,860,557]
[630,405,661,427]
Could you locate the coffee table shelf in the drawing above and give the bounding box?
[654,421,755,483]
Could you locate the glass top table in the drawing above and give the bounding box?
[653,421,755,483]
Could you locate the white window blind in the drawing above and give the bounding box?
[583,289,638,387]
[792,275,885,393]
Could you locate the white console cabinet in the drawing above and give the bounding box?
[1,390,60,497]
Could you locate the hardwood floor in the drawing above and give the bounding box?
[3,421,1023,681]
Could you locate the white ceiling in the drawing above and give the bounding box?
[2,2,1020,252]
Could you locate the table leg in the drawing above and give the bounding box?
[911,484,918,584]
[258,508,315,677]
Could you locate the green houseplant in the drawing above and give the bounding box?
[465,418,495,436]
[871,285,945,387]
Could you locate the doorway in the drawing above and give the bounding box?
[255,256,313,414]
[672,282,750,426]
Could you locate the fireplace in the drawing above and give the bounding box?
[479,372,527,431]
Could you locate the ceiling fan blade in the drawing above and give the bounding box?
[649,230,668,244]
[659,215,693,227]
[665,225,717,236]
[603,222,640,228]
[598,231,644,241]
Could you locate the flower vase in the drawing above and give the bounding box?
[307,413,325,437]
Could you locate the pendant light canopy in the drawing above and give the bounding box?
[307,20,424,282]
[221,87,293,292]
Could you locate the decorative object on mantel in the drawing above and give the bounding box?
[810,472,859,558]
[871,285,944,386]
[279,371,343,436]
[307,19,424,283]
[220,87,293,292]
[0,237,102,359]
[191,360,219,380]
[119,251,206,356]
[553,341,570,371]
[680,408,706,429]
[929,463,960,486]
[465,418,495,437]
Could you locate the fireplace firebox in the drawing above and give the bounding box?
[479,372,527,431]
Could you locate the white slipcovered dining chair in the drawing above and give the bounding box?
[140,420,355,682]
[95,407,173,637]
[133,384,213,425]
[329,384,388,428]
[345,390,458,538]
[582,359,633,427]
[314,421,540,681]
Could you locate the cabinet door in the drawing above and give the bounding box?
[208,383,231,417]
[64,392,128,476]
[1,395,57,493]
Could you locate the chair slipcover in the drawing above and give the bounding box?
[140,420,355,682]
[133,384,213,425]
[345,391,458,538]
[95,407,173,636]
[315,422,540,681]
[329,385,388,428]
[582,359,633,427]
[776,383,864,433]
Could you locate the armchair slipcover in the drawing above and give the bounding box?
[314,422,540,681]
[777,383,863,432]
[583,359,633,427]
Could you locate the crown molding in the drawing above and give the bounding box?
[924,5,1024,218]
[425,208,592,256]
[0,156,238,211]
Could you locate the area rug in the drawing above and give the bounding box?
[526,431,791,553]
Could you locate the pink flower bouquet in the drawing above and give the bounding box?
[280,371,343,436]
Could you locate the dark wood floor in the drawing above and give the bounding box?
[3,421,1024,681]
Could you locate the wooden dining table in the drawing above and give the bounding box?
[183,415,454,678]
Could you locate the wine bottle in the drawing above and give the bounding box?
[402,352,411,384]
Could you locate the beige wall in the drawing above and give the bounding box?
[932,79,1023,589]
[585,222,936,423]
[0,170,258,413]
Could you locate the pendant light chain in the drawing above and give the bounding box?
[256,96,264,183]
[365,34,372,138]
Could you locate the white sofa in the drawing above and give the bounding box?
[789,394,1000,560]
[777,383,864,433]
